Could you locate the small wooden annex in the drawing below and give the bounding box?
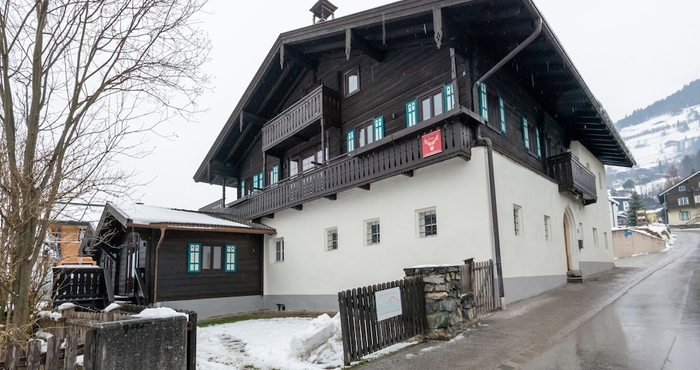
[82,203,275,308]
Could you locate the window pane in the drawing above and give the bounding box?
[202,246,211,270]
[212,246,221,269]
[421,98,431,121]
[290,160,299,176]
[348,74,358,94]
[302,155,314,171]
[433,92,443,116]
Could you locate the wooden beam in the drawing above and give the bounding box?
[255,65,296,116]
[324,194,337,201]
[358,184,370,190]
[433,7,443,49]
[346,29,386,62]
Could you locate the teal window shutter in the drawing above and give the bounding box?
[225,244,237,272]
[498,96,507,134]
[346,130,355,152]
[535,127,542,158]
[252,172,264,190]
[444,83,455,112]
[373,116,384,140]
[522,117,530,150]
[406,100,418,127]
[187,242,201,273]
[479,83,488,121]
[240,179,246,197]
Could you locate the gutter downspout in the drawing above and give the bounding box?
[152,227,167,305]
[472,18,542,311]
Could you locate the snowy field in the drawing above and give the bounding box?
[196,314,416,370]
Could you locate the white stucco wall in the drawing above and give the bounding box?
[262,143,615,299]
[667,207,698,226]
[263,155,493,296]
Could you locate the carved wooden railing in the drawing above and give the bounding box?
[262,85,341,152]
[230,120,471,219]
[546,152,597,205]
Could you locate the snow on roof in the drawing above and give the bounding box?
[114,203,251,229]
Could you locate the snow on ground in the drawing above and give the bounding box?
[197,315,416,370]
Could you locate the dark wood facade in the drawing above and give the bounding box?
[84,205,273,306]
[195,0,634,219]
[659,170,700,223]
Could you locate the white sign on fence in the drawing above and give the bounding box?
[375,287,402,321]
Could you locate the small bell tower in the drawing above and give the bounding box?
[310,0,338,24]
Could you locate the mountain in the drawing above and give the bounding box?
[606,80,700,204]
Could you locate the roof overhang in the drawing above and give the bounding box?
[194,0,635,186]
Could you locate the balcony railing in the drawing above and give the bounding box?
[262,85,341,152]
[229,119,471,219]
[546,152,597,205]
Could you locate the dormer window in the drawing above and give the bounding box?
[345,68,359,96]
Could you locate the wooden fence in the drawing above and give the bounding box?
[337,277,425,366]
[0,332,83,369]
[460,259,499,315]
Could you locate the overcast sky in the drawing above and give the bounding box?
[126,0,700,210]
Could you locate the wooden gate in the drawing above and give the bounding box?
[460,259,499,315]
[337,277,425,366]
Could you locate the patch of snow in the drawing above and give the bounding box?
[37,311,62,321]
[132,307,187,319]
[115,203,250,228]
[197,314,417,370]
[103,303,121,313]
[57,303,76,311]
[631,252,649,257]
[420,345,440,352]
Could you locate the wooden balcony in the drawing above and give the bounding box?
[229,119,471,219]
[262,85,341,153]
[546,152,597,205]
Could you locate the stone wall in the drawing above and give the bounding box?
[404,265,469,339]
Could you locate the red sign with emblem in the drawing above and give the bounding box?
[421,130,443,158]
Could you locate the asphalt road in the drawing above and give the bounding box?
[520,230,700,370]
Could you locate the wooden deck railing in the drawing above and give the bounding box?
[262,85,341,152]
[546,152,597,205]
[230,119,471,219]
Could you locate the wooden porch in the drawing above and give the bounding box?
[230,118,472,219]
[546,152,597,205]
[262,85,341,154]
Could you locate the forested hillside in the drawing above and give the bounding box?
[616,79,700,129]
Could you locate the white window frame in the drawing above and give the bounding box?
[275,239,285,262]
[695,195,700,204]
[326,227,338,251]
[365,219,381,246]
[679,197,689,206]
[680,211,690,221]
[202,245,222,270]
[513,205,522,236]
[679,185,686,191]
[417,208,438,238]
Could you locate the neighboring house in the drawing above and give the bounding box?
[658,169,700,226]
[611,196,632,213]
[81,203,275,317]
[194,0,634,312]
[46,221,95,265]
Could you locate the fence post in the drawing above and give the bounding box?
[187,311,198,370]
[84,329,96,370]
[46,334,60,370]
[26,339,42,370]
[4,342,20,370]
[463,258,474,293]
[64,332,78,369]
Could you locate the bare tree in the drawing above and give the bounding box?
[665,165,680,188]
[0,0,209,338]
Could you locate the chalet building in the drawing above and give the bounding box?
[194,0,634,312]
[83,203,274,317]
[658,169,700,227]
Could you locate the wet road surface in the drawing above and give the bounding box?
[521,231,700,370]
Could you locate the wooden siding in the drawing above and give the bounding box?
[153,229,262,302]
[664,172,700,211]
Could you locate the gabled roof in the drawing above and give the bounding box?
[658,169,700,197]
[194,0,634,186]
